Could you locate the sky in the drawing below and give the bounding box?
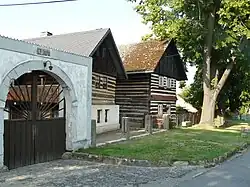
[0,0,195,91]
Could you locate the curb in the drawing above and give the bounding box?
[62,142,249,168]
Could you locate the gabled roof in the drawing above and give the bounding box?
[119,40,170,72]
[25,28,110,57]
[25,28,127,79]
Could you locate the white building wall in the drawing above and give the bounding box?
[92,105,120,134]
[0,36,92,168]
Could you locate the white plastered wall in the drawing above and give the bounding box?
[0,36,92,168]
[92,105,120,134]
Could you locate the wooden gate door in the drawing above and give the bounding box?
[4,71,66,169]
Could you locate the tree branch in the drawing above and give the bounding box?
[214,68,219,87]
[212,59,235,100]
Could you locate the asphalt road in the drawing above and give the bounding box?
[142,150,250,187]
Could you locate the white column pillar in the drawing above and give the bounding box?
[63,87,74,151]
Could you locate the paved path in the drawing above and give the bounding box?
[0,159,197,187]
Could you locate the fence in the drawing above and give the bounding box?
[176,112,200,126]
[91,114,171,147]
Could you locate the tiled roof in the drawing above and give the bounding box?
[118,40,169,72]
[25,28,110,57]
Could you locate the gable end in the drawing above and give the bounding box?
[154,39,187,81]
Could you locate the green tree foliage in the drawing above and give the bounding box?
[180,68,203,110]
[128,0,250,124]
[179,80,186,89]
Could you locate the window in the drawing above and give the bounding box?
[158,76,164,87]
[167,78,171,88]
[95,76,108,89]
[102,77,108,89]
[95,76,101,88]
[97,109,102,123]
[105,109,109,122]
[169,79,176,88]
[163,77,168,88]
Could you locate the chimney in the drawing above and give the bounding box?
[40,31,53,37]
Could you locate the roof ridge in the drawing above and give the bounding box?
[24,28,110,41]
[0,34,89,58]
[119,39,168,47]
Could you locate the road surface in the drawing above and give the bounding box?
[142,150,250,187]
[1,150,249,187]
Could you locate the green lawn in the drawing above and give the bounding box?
[78,128,250,163]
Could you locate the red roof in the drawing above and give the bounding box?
[119,40,169,72]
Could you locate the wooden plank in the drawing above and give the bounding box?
[116,72,151,128]
[9,121,15,169]
[3,120,10,169]
[92,73,116,105]
[15,122,21,168]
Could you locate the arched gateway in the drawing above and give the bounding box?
[0,36,92,170]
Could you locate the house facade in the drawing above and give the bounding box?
[117,39,187,127]
[0,35,92,170]
[26,28,127,134]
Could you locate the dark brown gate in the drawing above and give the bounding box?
[3,71,66,169]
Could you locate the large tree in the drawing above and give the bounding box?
[182,61,250,116]
[128,0,250,125]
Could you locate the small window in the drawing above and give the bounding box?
[158,76,164,87]
[105,109,109,122]
[163,77,168,88]
[167,78,171,88]
[95,76,101,88]
[97,109,102,123]
[102,77,108,89]
[169,79,176,88]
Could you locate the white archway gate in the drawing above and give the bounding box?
[0,36,92,170]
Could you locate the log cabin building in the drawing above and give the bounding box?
[117,39,187,127]
[26,28,127,134]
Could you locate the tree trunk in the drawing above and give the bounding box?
[200,10,215,124]
[200,60,235,125]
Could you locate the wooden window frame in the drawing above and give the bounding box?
[105,109,109,123]
[97,109,102,123]
[158,76,164,87]
[169,79,176,88]
[163,77,168,88]
[95,76,101,88]
[102,77,108,89]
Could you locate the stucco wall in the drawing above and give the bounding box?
[0,36,92,168]
[92,104,120,134]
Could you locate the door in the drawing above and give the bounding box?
[3,71,66,169]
